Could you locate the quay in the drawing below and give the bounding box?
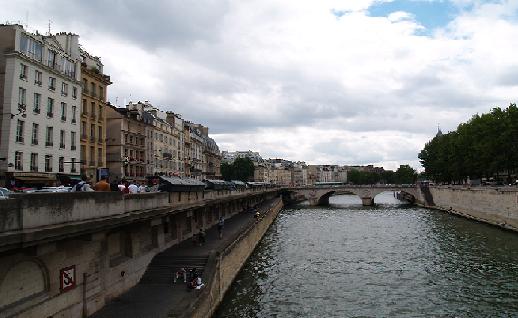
[0,186,281,318]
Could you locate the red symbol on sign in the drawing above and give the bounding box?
[60,265,76,292]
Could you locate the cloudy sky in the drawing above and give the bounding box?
[3,0,518,170]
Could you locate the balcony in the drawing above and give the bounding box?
[97,138,103,144]
[34,80,42,86]
[59,143,65,149]
[16,137,24,143]
[61,116,66,122]
[47,112,53,118]
[30,166,38,172]
[45,167,53,172]
[71,118,76,124]
[49,86,56,92]
[19,74,27,80]
[31,139,38,145]
[90,113,96,120]
[81,134,87,141]
[71,145,77,150]
[33,107,40,114]
[61,92,68,97]
[45,141,53,147]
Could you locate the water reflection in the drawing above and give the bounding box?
[215,193,518,317]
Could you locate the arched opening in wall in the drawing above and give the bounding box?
[0,260,48,310]
[328,192,362,205]
[373,191,411,205]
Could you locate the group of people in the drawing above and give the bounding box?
[174,267,205,290]
[71,176,157,193]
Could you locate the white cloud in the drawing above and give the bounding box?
[2,0,518,170]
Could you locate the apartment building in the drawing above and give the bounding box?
[105,104,148,182]
[0,25,81,187]
[77,48,111,182]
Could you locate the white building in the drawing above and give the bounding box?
[0,25,81,187]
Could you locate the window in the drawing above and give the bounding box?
[31,123,39,145]
[15,152,23,170]
[71,131,76,150]
[60,102,67,121]
[90,124,95,140]
[59,157,64,172]
[48,77,56,91]
[90,82,96,97]
[18,87,26,107]
[81,145,86,162]
[16,120,24,143]
[82,99,87,114]
[33,93,41,113]
[90,146,95,165]
[71,158,77,173]
[98,126,102,142]
[20,63,27,80]
[45,155,53,172]
[20,34,43,62]
[72,86,77,99]
[34,70,42,86]
[61,82,68,96]
[47,50,56,68]
[90,102,95,118]
[82,78,88,93]
[30,153,38,172]
[71,106,77,123]
[47,98,54,117]
[81,121,86,138]
[59,130,65,149]
[99,86,104,100]
[98,105,103,120]
[98,148,102,164]
[46,126,53,147]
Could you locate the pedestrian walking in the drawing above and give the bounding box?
[217,217,224,239]
[94,177,111,191]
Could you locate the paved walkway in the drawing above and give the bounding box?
[90,201,274,318]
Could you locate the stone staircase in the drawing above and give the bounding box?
[139,254,208,285]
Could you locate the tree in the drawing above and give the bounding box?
[220,158,255,182]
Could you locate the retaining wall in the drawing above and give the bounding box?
[416,186,518,231]
[179,197,284,318]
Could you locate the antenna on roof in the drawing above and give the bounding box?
[47,19,52,35]
[115,96,119,107]
[25,11,29,30]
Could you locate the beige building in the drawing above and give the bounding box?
[105,104,148,182]
[78,49,111,181]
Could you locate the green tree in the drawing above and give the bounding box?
[221,158,255,182]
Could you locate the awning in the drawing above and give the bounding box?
[158,176,206,192]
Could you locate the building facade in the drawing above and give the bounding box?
[0,25,81,187]
[105,104,148,182]
[78,48,111,182]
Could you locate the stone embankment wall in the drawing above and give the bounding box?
[415,186,518,231]
[180,198,284,318]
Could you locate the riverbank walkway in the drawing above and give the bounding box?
[91,199,277,318]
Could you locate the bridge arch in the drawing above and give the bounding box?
[0,257,49,310]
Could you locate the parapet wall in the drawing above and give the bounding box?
[417,186,518,231]
[181,197,284,318]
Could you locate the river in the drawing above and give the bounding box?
[214,192,518,317]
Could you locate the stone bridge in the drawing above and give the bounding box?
[286,185,418,206]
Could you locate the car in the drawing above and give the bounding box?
[0,187,11,199]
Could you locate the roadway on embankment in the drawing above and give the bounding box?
[90,200,275,318]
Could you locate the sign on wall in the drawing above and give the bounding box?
[60,265,76,292]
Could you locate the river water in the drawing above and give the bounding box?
[214,192,518,317]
